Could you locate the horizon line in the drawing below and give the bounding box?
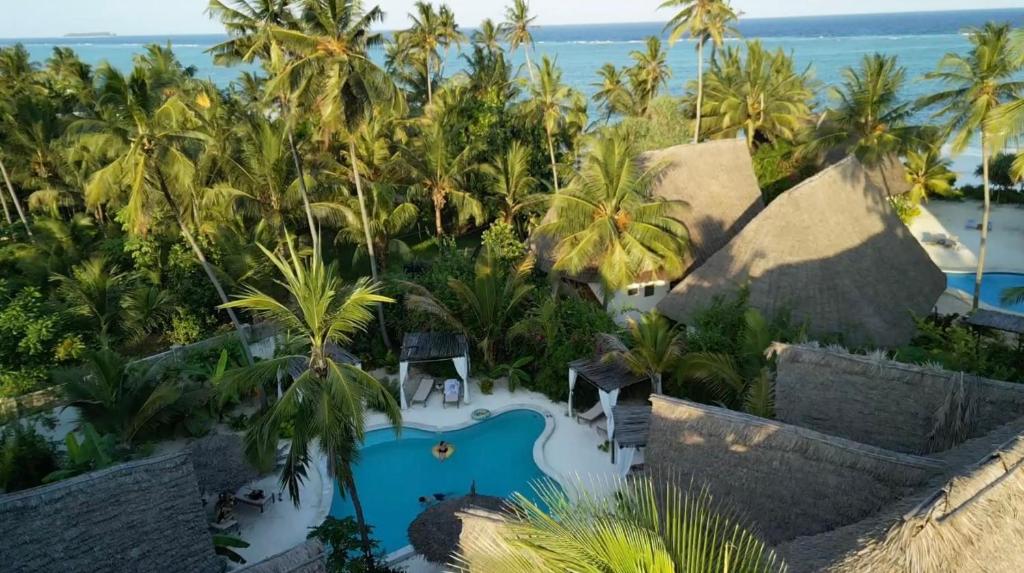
[1,6,1022,42]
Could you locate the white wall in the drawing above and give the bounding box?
[588,280,671,325]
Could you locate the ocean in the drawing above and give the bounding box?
[5,8,1024,181]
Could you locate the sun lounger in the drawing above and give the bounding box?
[411,377,434,407]
[594,417,608,437]
[234,489,273,514]
[209,518,239,533]
[443,378,461,408]
[966,219,992,231]
[576,402,605,425]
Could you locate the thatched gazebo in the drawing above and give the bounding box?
[657,156,946,347]
[398,332,471,409]
[407,494,508,564]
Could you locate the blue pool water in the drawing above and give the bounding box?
[946,272,1024,314]
[329,409,548,554]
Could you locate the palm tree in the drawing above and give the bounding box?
[627,36,672,117]
[810,54,919,165]
[80,65,254,365]
[661,0,739,143]
[206,0,295,64]
[0,150,32,236]
[437,4,466,77]
[455,474,785,572]
[593,63,634,121]
[481,141,545,233]
[679,307,778,418]
[336,183,418,271]
[473,18,502,52]
[534,133,689,305]
[701,41,814,151]
[904,144,958,205]
[917,23,1024,310]
[502,0,538,82]
[404,247,535,368]
[599,310,684,395]
[406,1,443,104]
[403,117,483,236]
[219,240,400,565]
[52,256,129,347]
[269,0,401,346]
[525,56,571,193]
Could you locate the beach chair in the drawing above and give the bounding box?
[443,378,461,408]
[966,219,992,231]
[576,402,605,425]
[411,377,434,407]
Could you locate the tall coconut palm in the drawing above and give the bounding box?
[502,0,538,82]
[406,1,443,104]
[525,56,571,193]
[402,117,483,236]
[534,133,689,305]
[455,474,785,572]
[627,36,672,117]
[701,41,814,151]
[437,4,466,76]
[80,65,254,365]
[404,246,535,368]
[268,0,401,346]
[481,141,545,233]
[0,150,32,236]
[52,256,129,347]
[917,23,1024,310]
[206,0,296,65]
[336,183,418,271]
[661,0,739,143]
[599,310,683,395]
[592,63,634,121]
[810,53,919,165]
[473,18,502,52]
[219,240,399,565]
[904,144,958,205]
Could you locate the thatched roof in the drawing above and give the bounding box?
[569,357,648,393]
[863,155,911,197]
[612,403,652,448]
[657,156,945,347]
[0,453,219,573]
[408,494,508,564]
[186,432,261,496]
[773,343,1024,455]
[400,332,469,362]
[965,309,1024,335]
[532,139,764,282]
[645,394,943,543]
[236,540,326,573]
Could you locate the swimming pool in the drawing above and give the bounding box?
[946,272,1024,313]
[329,409,549,555]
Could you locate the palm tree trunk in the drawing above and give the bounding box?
[974,132,991,311]
[286,129,319,253]
[426,53,434,105]
[348,139,392,349]
[546,129,560,193]
[342,471,376,567]
[0,155,32,237]
[524,47,537,83]
[433,195,445,236]
[653,372,663,395]
[693,41,704,144]
[155,171,254,367]
[0,183,11,226]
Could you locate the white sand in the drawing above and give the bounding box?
[908,200,1024,273]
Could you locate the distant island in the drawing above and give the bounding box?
[63,32,116,38]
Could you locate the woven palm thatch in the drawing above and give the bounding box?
[645,394,943,543]
[531,139,763,281]
[773,343,1024,454]
[0,453,219,573]
[186,432,261,496]
[657,156,945,347]
[408,494,508,564]
[236,540,326,573]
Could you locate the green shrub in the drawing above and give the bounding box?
[307,516,399,573]
[890,195,922,224]
[0,422,59,493]
[480,378,495,395]
[896,316,1024,383]
[0,286,80,397]
[168,309,206,346]
[482,221,527,266]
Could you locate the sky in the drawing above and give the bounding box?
[1,0,1023,38]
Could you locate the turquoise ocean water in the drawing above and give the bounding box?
[4,8,1024,179]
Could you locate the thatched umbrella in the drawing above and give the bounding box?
[407,494,508,564]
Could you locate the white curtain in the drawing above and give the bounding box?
[617,445,636,477]
[598,388,620,438]
[399,361,410,409]
[453,355,470,404]
[567,368,579,416]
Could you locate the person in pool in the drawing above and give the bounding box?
[437,441,449,455]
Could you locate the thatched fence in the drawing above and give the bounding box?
[0,453,219,573]
[774,344,1024,455]
[645,395,944,543]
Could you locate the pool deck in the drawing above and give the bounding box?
[233,375,618,571]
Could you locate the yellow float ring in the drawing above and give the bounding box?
[432,443,455,461]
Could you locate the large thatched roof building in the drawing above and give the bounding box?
[0,453,220,573]
[657,156,945,347]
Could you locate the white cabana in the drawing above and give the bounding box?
[398,332,471,409]
[567,357,648,439]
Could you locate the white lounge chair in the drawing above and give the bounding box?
[443,378,461,408]
[576,402,604,425]
[411,377,434,407]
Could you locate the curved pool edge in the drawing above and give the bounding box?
[942,269,1024,318]
[363,403,563,565]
